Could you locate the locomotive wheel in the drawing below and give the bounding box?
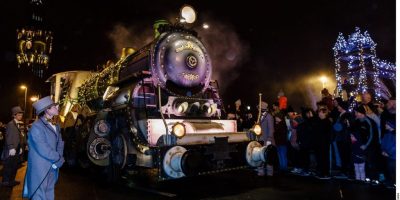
[76,118,92,168]
[107,134,128,182]
[111,134,128,169]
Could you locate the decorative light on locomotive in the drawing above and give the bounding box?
[201,102,212,114]
[175,101,189,114]
[180,5,197,24]
[251,124,262,136]
[172,122,186,138]
[201,102,218,116]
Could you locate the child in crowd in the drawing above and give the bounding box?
[351,132,366,181]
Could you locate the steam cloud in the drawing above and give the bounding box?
[108,23,154,57]
[194,19,249,93]
[279,74,335,112]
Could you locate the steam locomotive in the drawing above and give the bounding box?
[47,6,268,181]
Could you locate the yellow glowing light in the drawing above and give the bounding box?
[252,124,262,136]
[20,85,27,89]
[172,123,186,138]
[180,5,196,24]
[320,76,328,88]
[30,96,39,102]
[177,102,189,114]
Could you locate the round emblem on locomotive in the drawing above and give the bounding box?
[186,55,197,68]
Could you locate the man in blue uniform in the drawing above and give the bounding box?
[23,96,65,200]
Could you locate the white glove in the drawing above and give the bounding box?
[52,164,58,169]
[19,148,23,155]
[9,149,16,156]
[266,141,272,146]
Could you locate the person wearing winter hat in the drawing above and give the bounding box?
[353,105,382,183]
[22,96,65,199]
[1,106,24,187]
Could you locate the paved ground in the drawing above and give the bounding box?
[0,163,396,200]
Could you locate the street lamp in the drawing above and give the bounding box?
[20,85,27,115]
[30,95,39,119]
[319,76,327,89]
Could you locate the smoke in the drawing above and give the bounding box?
[305,84,319,111]
[194,18,249,92]
[278,73,335,111]
[107,23,154,57]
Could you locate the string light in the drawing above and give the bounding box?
[333,27,396,108]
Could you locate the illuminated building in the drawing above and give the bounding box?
[16,0,53,78]
[333,27,395,104]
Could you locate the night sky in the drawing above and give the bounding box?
[0,0,396,122]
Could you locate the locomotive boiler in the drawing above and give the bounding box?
[48,5,268,181]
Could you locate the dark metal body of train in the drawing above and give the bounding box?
[47,6,268,182]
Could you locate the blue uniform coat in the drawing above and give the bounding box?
[22,117,64,199]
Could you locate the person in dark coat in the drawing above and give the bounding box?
[22,96,65,200]
[274,112,288,172]
[353,105,381,183]
[313,106,332,179]
[1,106,25,187]
[257,101,275,176]
[332,101,353,178]
[381,120,396,186]
[350,130,366,181]
[296,107,316,176]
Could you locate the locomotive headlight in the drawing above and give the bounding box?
[180,5,196,24]
[251,124,262,136]
[176,102,189,114]
[201,103,217,116]
[172,122,186,138]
